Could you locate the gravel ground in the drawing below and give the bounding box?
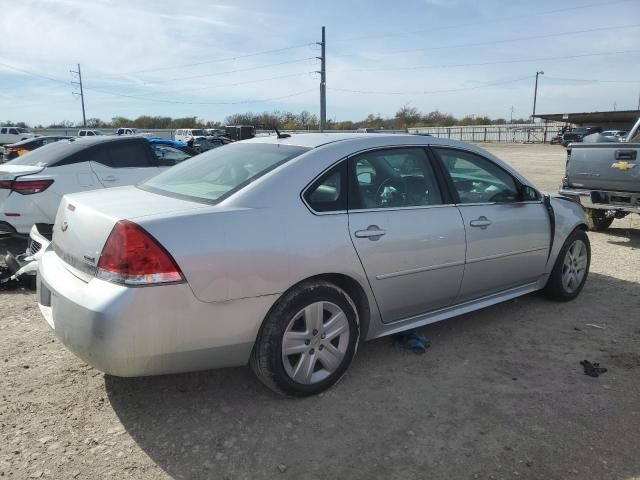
[1,144,639,480]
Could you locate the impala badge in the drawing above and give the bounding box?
[611,161,636,171]
[61,221,69,232]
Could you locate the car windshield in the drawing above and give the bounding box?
[17,128,30,133]
[141,143,310,204]
[191,129,206,136]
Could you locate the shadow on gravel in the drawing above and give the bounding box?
[604,226,640,249]
[104,272,640,480]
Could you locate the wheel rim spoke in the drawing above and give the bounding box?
[304,303,324,333]
[291,352,316,383]
[324,312,347,341]
[318,345,342,372]
[282,331,309,356]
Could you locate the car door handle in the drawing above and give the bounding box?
[102,175,118,182]
[470,216,492,229]
[354,225,386,240]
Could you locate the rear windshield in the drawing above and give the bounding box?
[140,143,309,204]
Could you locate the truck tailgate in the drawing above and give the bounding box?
[567,144,640,193]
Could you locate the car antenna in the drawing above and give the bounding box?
[274,127,290,139]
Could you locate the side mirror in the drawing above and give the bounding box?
[519,184,539,201]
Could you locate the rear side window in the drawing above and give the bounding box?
[99,142,153,168]
[304,161,347,212]
[0,128,6,134]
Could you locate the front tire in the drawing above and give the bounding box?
[586,209,614,231]
[543,228,590,301]
[250,280,360,397]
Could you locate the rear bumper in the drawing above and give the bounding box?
[559,187,640,214]
[37,249,279,377]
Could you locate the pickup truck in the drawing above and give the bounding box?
[560,117,640,230]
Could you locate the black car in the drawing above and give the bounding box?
[560,127,602,146]
[2,136,72,162]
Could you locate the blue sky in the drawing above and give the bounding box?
[1,0,639,125]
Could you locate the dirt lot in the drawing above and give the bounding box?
[1,144,639,480]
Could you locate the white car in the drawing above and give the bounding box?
[0,126,38,145]
[77,129,103,137]
[0,136,170,237]
[174,128,208,142]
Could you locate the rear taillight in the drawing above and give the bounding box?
[0,180,13,190]
[96,220,184,286]
[12,179,54,195]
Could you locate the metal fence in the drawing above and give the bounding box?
[33,122,566,143]
[33,128,174,138]
[408,122,566,143]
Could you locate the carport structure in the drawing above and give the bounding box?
[533,109,640,131]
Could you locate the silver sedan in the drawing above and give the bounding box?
[37,134,590,396]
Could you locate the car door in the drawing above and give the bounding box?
[346,147,466,323]
[90,141,160,187]
[432,147,551,302]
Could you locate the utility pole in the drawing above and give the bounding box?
[317,26,326,131]
[70,64,87,127]
[528,71,543,142]
[510,105,514,124]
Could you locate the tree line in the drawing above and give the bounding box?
[5,107,530,131]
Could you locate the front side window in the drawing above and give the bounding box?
[349,148,443,210]
[142,143,309,204]
[9,128,18,135]
[434,148,520,204]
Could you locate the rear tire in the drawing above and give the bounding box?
[586,209,614,231]
[543,228,590,301]
[250,280,360,397]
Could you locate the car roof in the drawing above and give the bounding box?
[241,132,477,150]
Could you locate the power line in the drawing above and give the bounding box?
[329,75,533,95]
[145,56,317,84]
[544,76,640,84]
[85,86,318,105]
[339,23,640,58]
[0,60,317,105]
[334,0,633,43]
[333,49,640,74]
[94,71,316,99]
[112,42,317,76]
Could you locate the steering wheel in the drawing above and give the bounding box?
[375,177,407,208]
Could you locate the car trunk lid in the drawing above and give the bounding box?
[52,186,211,282]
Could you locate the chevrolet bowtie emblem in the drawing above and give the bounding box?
[611,161,636,170]
[61,221,69,232]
